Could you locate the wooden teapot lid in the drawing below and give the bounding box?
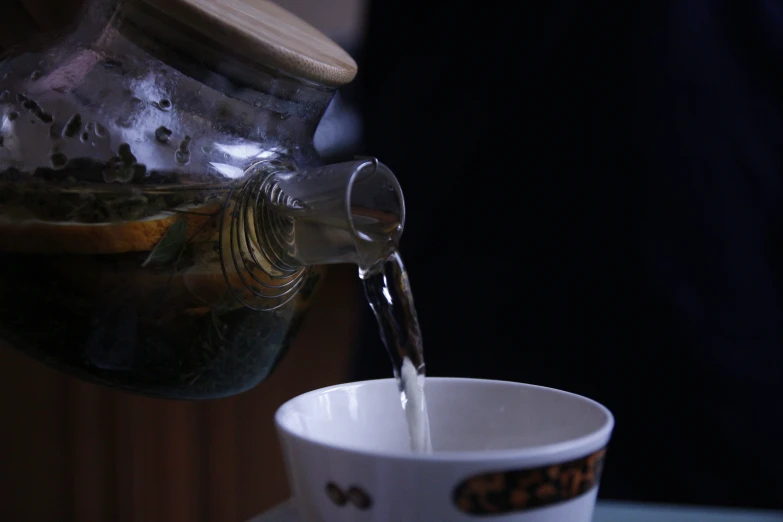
[140,0,358,87]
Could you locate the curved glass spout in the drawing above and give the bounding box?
[260,158,405,273]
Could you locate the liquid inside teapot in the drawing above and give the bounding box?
[0,162,321,399]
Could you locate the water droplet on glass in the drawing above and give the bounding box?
[103,156,136,183]
[8,112,19,121]
[30,71,41,81]
[16,92,27,103]
[118,143,136,164]
[94,123,108,138]
[176,136,192,165]
[176,150,191,165]
[63,114,82,138]
[85,122,93,132]
[158,98,172,111]
[81,132,90,143]
[20,98,48,123]
[155,126,172,143]
[50,152,68,170]
[0,90,8,102]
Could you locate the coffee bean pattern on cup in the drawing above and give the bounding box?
[325,482,373,510]
[453,447,607,515]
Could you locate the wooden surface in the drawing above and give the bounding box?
[0,0,358,86]
[0,264,362,522]
[143,0,358,86]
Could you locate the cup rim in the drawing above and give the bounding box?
[274,377,615,463]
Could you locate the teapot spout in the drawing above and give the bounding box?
[259,158,405,274]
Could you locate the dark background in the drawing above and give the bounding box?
[352,0,783,511]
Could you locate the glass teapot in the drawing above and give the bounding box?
[0,0,404,399]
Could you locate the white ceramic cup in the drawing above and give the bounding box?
[275,378,614,522]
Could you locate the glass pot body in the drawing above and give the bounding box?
[0,1,343,399]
